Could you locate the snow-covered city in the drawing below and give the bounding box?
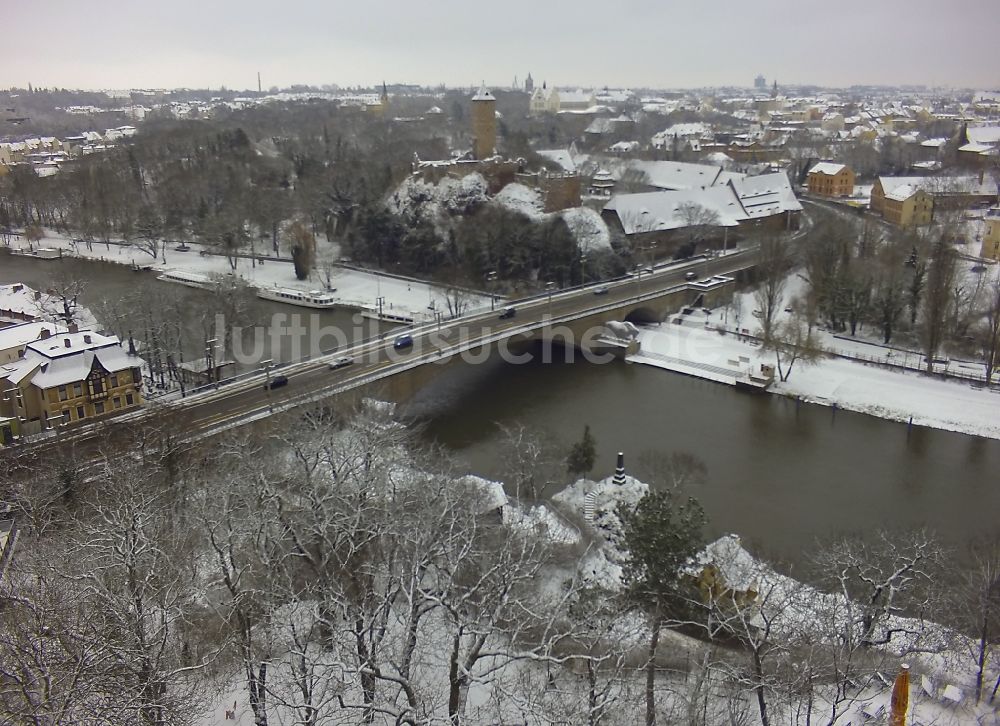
[1,3,999,724]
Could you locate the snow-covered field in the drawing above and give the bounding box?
[6,230,492,321]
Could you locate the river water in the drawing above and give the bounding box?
[411,348,1000,564]
[4,252,999,564]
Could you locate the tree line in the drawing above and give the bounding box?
[0,404,996,725]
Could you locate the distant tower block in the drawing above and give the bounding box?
[525,72,534,93]
[613,452,626,486]
[471,82,497,160]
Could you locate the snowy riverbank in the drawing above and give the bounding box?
[631,316,1000,441]
[4,230,493,321]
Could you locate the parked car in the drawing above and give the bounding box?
[684,271,698,281]
[393,334,414,350]
[328,356,354,370]
[593,286,610,296]
[499,306,517,320]
[265,374,289,390]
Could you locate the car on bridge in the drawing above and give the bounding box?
[328,356,354,370]
[393,334,414,350]
[499,306,517,320]
[265,374,289,390]
[684,271,698,281]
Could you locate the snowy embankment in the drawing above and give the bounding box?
[5,229,491,319]
[632,316,1000,441]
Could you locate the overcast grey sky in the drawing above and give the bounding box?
[4,0,999,91]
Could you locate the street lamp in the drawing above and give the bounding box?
[579,254,588,286]
[205,337,218,388]
[376,296,385,320]
[261,358,273,412]
[486,270,498,310]
[545,281,556,318]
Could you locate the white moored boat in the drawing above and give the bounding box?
[256,286,340,309]
[156,270,212,289]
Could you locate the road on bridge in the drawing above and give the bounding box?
[5,250,757,467]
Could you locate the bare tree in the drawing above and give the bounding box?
[751,232,794,343]
[71,456,211,725]
[39,267,88,324]
[920,238,959,372]
[977,280,1000,384]
[872,242,908,344]
[762,307,826,382]
[497,422,562,500]
[949,539,1000,705]
[676,202,722,258]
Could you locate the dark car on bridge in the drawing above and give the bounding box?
[393,334,414,350]
[265,374,289,390]
[499,306,516,319]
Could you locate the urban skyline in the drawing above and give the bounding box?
[4,0,999,91]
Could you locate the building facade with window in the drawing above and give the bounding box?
[0,330,144,436]
[806,162,855,197]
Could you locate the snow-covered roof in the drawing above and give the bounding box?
[622,160,726,191]
[808,161,847,176]
[606,170,800,233]
[0,322,66,353]
[966,125,1000,145]
[471,84,495,102]
[536,148,576,173]
[605,186,746,233]
[559,90,595,105]
[885,184,920,202]
[730,172,803,218]
[0,283,46,321]
[877,174,997,197]
[651,122,710,145]
[24,332,143,389]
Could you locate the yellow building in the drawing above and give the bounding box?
[806,162,855,197]
[881,185,934,226]
[0,329,144,436]
[981,208,1000,261]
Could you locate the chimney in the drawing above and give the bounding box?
[63,338,71,348]
[39,328,51,340]
[83,334,92,344]
[68,322,79,334]
[613,452,626,486]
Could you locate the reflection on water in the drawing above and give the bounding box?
[413,347,1000,565]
